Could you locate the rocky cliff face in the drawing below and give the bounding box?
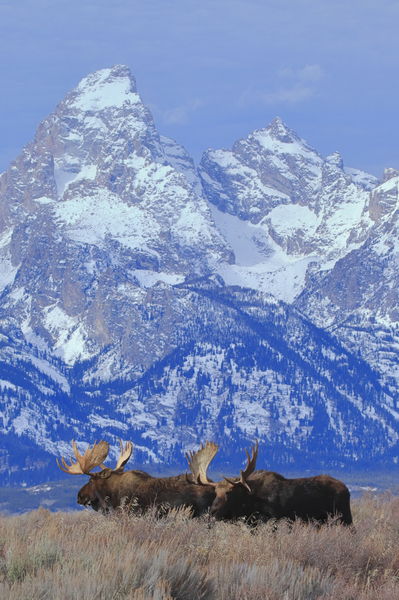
[0,65,231,368]
[198,121,382,311]
[199,119,375,295]
[296,173,399,395]
[0,66,398,483]
[200,117,399,398]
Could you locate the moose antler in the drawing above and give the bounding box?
[114,439,133,470]
[225,441,258,491]
[185,441,218,485]
[240,440,258,480]
[57,440,109,475]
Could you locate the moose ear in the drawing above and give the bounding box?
[93,468,113,479]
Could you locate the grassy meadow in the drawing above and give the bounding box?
[1,494,399,599]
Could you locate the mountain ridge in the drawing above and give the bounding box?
[0,65,398,483]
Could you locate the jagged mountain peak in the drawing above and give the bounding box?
[382,167,399,183]
[0,64,166,212]
[50,63,164,174]
[0,65,232,365]
[198,115,379,306]
[233,116,318,159]
[199,118,323,228]
[1,65,399,486]
[326,151,344,170]
[68,65,139,112]
[262,116,301,143]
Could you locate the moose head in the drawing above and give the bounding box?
[57,439,134,511]
[187,441,259,519]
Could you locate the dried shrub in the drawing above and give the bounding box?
[0,495,399,599]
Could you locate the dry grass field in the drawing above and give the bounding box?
[1,494,399,599]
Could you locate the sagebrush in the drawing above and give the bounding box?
[1,494,399,599]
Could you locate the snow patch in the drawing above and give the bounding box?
[345,167,378,190]
[54,161,97,197]
[0,379,17,391]
[29,356,70,393]
[60,324,91,364]
[0,230,19,292]
[89,415,129,431]
[212,205,318,302]
[267,204,319,238]
[42,305,91,364]
[54,189,160,250]
[34,196,55,205]
[131,270,185,288]
[72,68,141,112]
[211,205,272,266]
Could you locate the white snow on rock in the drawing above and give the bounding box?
[42,305,91,364]
[29,356,71,393]
[131,269,185,288]
[71,66,141,111]
[54,161,97,198]
[211,205,318,302]
[344,167,378,190]
[1,64,399,478]
[54,190,159,250]
[201,116,381,302]
[267,204,319,239]
[160,135,203,195]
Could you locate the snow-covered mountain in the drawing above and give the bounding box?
[0,66,398,484]
[200,118,399,398]
[199,118,378,302]
[0,65,231,366]
[297,170,399,396]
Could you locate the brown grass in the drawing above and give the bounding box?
[1,494,399,599]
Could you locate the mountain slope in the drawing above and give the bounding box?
[296,172,399,395]
[0,65,231,367]
[199,118,376,302]
[0,66,398,483]
[1,280,398,483]
[200,119,399,395]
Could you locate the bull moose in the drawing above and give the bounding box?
[57,439,217,516]
[188,441,353,525]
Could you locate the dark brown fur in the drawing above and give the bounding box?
[78,469,215,516]
[210,469,352,525]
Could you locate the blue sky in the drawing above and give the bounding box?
[0,0,398,175]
